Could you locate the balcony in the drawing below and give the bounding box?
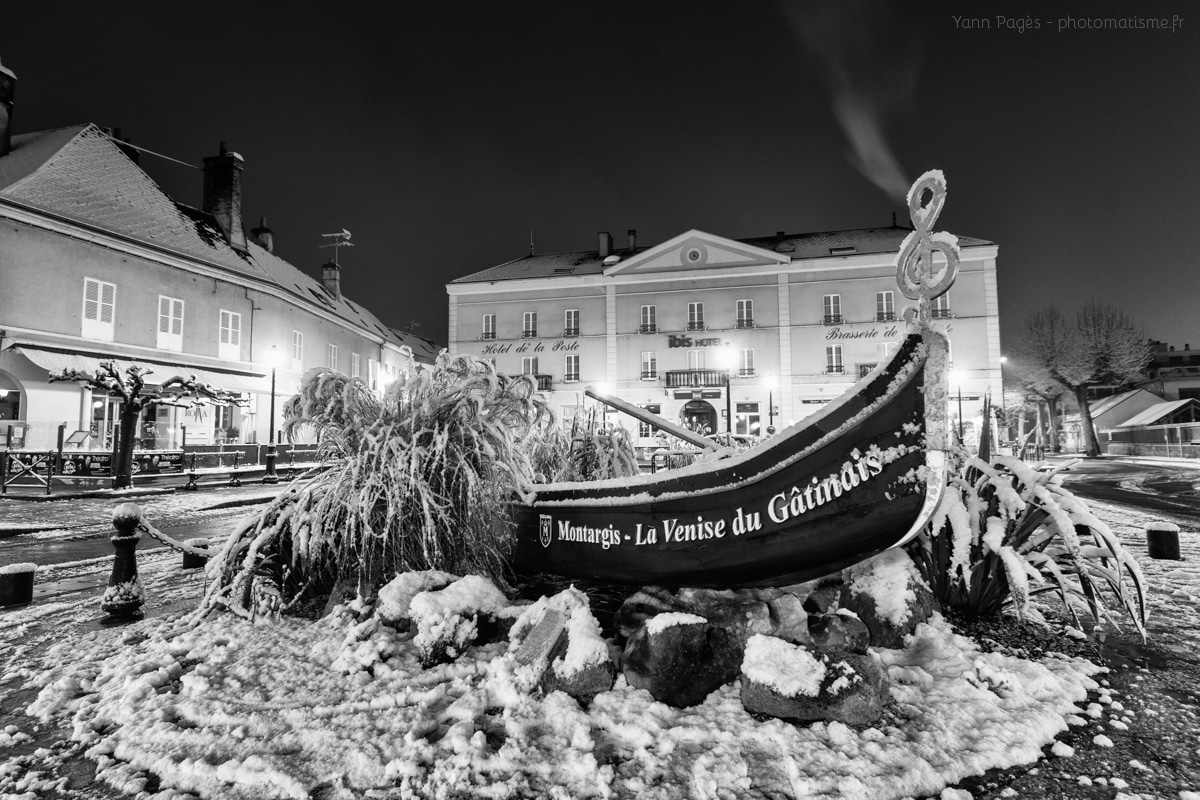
[480,332,496,340]
[666,369,727,388]
[639,324,658,334]
[823,315,843,326]
[687,321,706,331]
[640,371,659,380]
[521,330,538,338]
[528,374,552,391]
[931,308,953,319]
[736,319,755,329]
[562,328,580,337]
[875,312,895,322]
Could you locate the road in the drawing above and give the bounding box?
[1052,456,1200,524]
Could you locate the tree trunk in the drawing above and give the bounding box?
[113,405,142,489]
[1045,395,1062,453]
[1075,386,1101,457]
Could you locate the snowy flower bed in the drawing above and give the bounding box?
[20,608,1101,800]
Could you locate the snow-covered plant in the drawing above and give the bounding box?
[554,424,639,482]
[199,353,551,619]
[912,453,1148,638]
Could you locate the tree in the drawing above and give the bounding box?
[1013,303,1151,457]
[50,362,245,489]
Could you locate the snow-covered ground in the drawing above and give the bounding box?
[0,497,1197,799]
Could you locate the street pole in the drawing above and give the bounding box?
[957,385,964,444]
[263,364,279,484]
[769,389,774,429]
[725,371,732,435]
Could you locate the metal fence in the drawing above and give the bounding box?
[1105,422,1200,458]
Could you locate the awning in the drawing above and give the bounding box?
[8,345,266,395]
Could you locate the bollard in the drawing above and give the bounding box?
[1146,522,1182,560]
[228,450,242,487]
[182,538,210,569]
[101,502,145,619]
[0,562,36,606]
[184,452,199,491]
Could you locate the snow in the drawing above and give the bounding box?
[742,635,826,697]
[375,569,457,624]
[644,611,707,635]
[844,548,926,627]
[0,562,36,574]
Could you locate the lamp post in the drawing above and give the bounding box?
[262,345,280,484]
[721,345,733,436]
[763,373,776,435]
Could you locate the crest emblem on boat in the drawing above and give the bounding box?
[539,515,552,548]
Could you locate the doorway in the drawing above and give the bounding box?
[680,400,717,437]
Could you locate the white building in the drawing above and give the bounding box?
[448,226,1000,449]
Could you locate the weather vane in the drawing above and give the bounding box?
[319,229,354,265]
[895,170,959,322]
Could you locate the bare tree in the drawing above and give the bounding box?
[50,363,246,489]
[1013,303,1151,457]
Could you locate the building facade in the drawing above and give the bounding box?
[0,68,435,453]
[448,226,1000,449]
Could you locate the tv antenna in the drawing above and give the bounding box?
[319,229,354,265]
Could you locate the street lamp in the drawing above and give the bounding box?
[720,345,734,435]
[262,345,280,484]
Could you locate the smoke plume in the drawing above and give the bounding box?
[783,1,922,200]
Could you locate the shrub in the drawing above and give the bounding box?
[199,353,551,619]
[910,452,1147,638]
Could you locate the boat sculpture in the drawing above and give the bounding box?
[512,170,959,588]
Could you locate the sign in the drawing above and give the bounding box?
[480,339,579,355]
[667,335,723,349]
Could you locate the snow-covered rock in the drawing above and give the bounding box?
[841,548,935,648]
[376,570,459,629]
[409,575,510,666]
[740,635,890,725]
[622,614,741,708]
[615,585,809,651]
[509,587,616,701]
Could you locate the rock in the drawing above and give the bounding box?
[408,575,510,666]
[623,614,742,708]
[617,586,777,656]
[614,586,677,640]
[740,635,889,726]
[376,570,459,630]
[762,590,813,646]
[509,588,617,701]
[840,549,935,649]
[802,582,844,615]
[807,612,870,654]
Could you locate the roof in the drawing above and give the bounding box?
[388,330,442,365]
[0,124,408,352]
[1061,388,1159,423]
[451,226,995,285]
[1118,399,1200,427]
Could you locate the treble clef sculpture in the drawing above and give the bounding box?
[895,170,959,322]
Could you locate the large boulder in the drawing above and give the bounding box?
[840,549,935,649]
[740,635,889,726]
[622,613,742,708]
[615,586,809,651]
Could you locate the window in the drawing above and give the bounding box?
[368,358,379,391]
[522,356,539,375]
[522,311,538,338]
[564,309,579,337]
[82,278,116,341]
[823,295,842,325]
[826,345,844,374]
[218,310,241,360]
[735,402,761,437]
[641,351,658,379]
[564,354,580,382]
[876,291,895,322]
[291,330,304,367]
[640,304,657,333]
[739,348,755,377]
[857,363,877,379]
[688,350,706,370]
[326,343,338,370]
[736,299,754,328]
[481,314,496,340]
[878,341,899,361]
[157,296,184,352]
[932,293,952,319]
[352,353,361,378]
[638,404,662,438]
[688,302,705,331]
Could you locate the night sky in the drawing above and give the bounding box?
[3,2,1197,349]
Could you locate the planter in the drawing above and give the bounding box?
[0,562,36,606]
[1146,522,1182,560]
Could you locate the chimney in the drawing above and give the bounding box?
[598,231,613,258]
[111,128,139,165]
[627,229,637,251]
[321,261,341,298]
[0,58,16,158]
[250,217,274,253]
[202,142,247,253]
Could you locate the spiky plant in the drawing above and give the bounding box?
[199,353,551,619]
[912,452,1148,638]
[553,423,640,482]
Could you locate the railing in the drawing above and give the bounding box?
[825,366,846,374]
[931,308,953,319]
[521,330,538,338]
[665,369,727,388]
[480,332,496,340]
[738,368,756,377]
[641,371,659,380]
[823,314,843,325]
[736,319,755,329]
[533,374,553,391]
[639,324,658,333]
[876,312,896,322]
[562,328,580,337]
[686,321,706,331]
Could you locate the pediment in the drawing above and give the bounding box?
[604,230,790,276]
